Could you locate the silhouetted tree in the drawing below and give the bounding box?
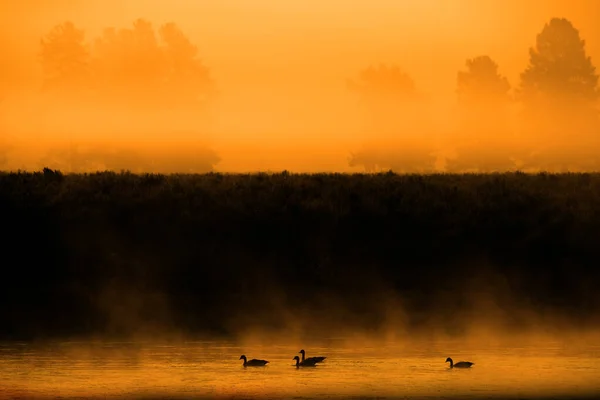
[93,19,215,111]
[159,22,215,109]
[347,64,417,133]
[347,64,436,173]
[520,18,598,104]
[518,17,600,171]
[457,56,511,108]
[447,55,517,172]
[93,19,167,108]
[39,21,91,94]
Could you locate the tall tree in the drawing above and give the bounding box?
[520,18,598,105]
[39,21,90,94]
[159,22,215,109]
[448,55,516,172]
[457,56,511,108]
[518,17,600,171]
[93,19,215,112]
[347,64,435,173]
[347,63,417,135]
[93,19,167,108]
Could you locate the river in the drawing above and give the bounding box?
[1,337,599,399]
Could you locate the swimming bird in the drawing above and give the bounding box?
[293,355,318,367]
[445,357,473,368]
[299,349,326,364]
[239,355,269,367]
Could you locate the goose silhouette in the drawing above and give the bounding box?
[293,355,318,367]
[445,357,473,368]
[239,355,269,367]
[299,349,326,363]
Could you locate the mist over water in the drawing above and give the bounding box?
[2,2,600,399]
[2,171,600,342]
[2,331,600,399]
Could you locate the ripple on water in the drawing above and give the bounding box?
[0,341,600,399]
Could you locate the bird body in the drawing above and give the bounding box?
[293,355,318,367]
[445,357,473,368]
[299,349,326,364]
[240,355,269,367]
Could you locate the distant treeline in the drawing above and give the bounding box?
[1,170,599,340]
[1,17,599,173]
[346,17,600,173]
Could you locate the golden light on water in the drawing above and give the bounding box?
[2,332,600,399]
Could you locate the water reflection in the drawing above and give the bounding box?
[1,339,599,399]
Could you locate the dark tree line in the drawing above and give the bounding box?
[2,172,600,339]
[348,18,600,173]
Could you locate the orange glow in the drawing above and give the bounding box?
[1,332,600,399]
[1,0,599,173]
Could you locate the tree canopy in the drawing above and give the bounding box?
[520,18,598,105]
[347,64,421,135]
[347,64,435,172]
[518,17,600,171]
[446,55,517,173]
[347,64,417,111]
[39,21,90,94]
[40,19,215,110]
[457,55,511,106]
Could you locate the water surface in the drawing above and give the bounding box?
[1,339,599,399]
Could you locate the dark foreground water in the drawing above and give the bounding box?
[1,338,600,399]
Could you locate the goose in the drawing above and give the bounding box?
[239,355,269,367]
[293,355,318,367]
[299,349,326,364]
[445,357,473,368]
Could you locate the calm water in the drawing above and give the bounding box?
[1,338,600,399]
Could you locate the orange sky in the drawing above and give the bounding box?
[1,0,599,172]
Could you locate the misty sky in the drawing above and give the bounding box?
[1,0,599,171]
